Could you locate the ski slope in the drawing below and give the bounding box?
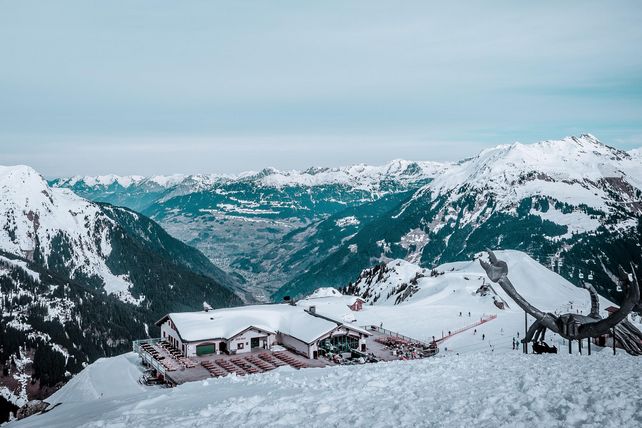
[9,352,641,428]
[298,250,631,355]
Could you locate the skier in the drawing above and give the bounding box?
[459,311,462,317]
[468,312,471,317]
[482,333,485,341]
[473,329,477,335]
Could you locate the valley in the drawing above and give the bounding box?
[52,135,642,305]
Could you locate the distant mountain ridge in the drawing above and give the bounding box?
[52,159,450,193]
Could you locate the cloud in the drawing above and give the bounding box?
[0,1,641,174]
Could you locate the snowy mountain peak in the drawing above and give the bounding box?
[0,164,136,296]
[0,164,50,193]
[429,134,642,202]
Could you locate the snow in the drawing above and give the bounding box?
[299,251,620,350]
[306,287,343,298]
[529,206,601,239]
[147,174,189,187]
[256,160,450,190]
[60,174,146,188]
[8,249,642,427]
[0,256,40,281]
[82,174,146,188]
[0,165,142,305]
[335,216,360,227]
[425,135,642,221]
[52,159,452,195]
[11,352,642,428]
[165,304,364,344]
[399,228,430,264]
[44,353,149,406]
[430,135,635,193]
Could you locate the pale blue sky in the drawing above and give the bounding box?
[1,1,642,176]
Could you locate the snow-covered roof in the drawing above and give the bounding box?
[158,304,370,344]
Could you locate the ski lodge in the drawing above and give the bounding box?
[155,304,371,360]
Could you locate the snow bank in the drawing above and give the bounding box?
[11,352,642,427]
[10,250,642,427]
[44,353,148,406]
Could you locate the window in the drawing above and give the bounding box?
[238,343,244,350]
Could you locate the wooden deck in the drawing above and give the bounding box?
[136,328,438,387]
[156,348,330,386]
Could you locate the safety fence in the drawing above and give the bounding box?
[436,314,497,343]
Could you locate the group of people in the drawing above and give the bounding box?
[378,336,436,360]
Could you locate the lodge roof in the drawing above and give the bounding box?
[156,303,371,344]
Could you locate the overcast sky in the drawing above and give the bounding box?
[1,1,642,177]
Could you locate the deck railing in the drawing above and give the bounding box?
[132,338,166,376]
[361,325,432,347]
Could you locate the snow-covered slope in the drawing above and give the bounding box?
[0,165,240,306]
[10,352,642,428]
[426,134,642,230]
[432,134,640,193]
[43,353,149,405]
[11,251,642,428]
[299,250,636,349]
[276,135,642,302]
[251,160,450,189]
[0,165,141,302]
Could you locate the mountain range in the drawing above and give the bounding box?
[276,135,642,302]
[51,134,642,306]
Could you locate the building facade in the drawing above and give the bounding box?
[156,305,370,359]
